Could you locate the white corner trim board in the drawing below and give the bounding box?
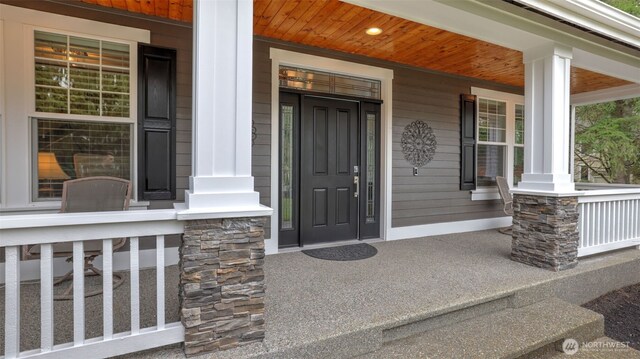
[0,247,180,284]
[388,217,513,241]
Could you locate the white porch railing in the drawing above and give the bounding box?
[577,186,640,257]
[0,209,185,359]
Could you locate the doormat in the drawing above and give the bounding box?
[302,243,378,261]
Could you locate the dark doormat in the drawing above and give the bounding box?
[302,243,378,261]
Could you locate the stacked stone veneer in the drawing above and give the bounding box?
[511,194,580,271]
[180,217,266,356]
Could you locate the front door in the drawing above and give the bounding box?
[278,92,381,248]
[300,96,359,245]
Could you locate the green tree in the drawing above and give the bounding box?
[575,99,640,184]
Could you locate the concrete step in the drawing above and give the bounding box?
[550,337,640,359]
[357,298,604,359]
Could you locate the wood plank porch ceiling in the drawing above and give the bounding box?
[83,0,631,94]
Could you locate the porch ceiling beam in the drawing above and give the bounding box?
[571,83,640,106]
[572,48,640,84]
[345,0,640,71]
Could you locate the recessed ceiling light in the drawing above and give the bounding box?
[366,27,383,36]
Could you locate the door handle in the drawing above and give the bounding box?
[354,176,359,198]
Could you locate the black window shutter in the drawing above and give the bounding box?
[460,94,477,191]
[138,44,177,200]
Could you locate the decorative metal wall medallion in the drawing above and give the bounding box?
[252,120,257,146]
[401,120,437,168]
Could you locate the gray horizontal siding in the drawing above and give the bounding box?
[252,42,272,238]
[391,67,509,227]
[252,38,519,230]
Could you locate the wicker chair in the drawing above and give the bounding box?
[495,176,513,235]
[23,176,131,300]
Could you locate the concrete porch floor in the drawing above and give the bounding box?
[142,230,639,358]
[2,230,640,357]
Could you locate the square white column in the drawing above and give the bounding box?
[178,0,271,219]
[516,43,576,195]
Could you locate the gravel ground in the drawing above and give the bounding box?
[582,282,640,350]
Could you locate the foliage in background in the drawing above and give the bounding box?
[600,0,640,16]
[575,99,640,184]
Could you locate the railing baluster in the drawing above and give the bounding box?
[587,203,592,247]
[600,202,605,246]
[130,237,140,334]
[103,239,113,340]
[73,241,85,346]
[620,200,625,241]
[5,246,21,359]
[609,201,620,242]
[633,199,640,240]
[592,203,596,246]
[41,243,54,351]
[607,201,612,244]
[625,200,630,240]
[157,235,166,330]
[587,203,596,247]
[579,204,585,249]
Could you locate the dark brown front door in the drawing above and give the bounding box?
[300,96,359,245]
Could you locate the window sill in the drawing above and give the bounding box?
[470,188,500,201]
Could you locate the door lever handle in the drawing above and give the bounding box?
[354,176,359,198]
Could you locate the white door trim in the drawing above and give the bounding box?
[268,48,394,254]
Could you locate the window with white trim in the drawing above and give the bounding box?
[32,30,134,200]
[473,88,525,190]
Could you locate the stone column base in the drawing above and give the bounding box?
[180,217,266,356]
[511,194,579,271]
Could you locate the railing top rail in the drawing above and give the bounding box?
[577,188,640,203]
[0,208,178,230]
[576,183,640,189]
[0,209,184,246]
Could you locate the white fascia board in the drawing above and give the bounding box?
[571,84,640,105]
[515,0,640,49]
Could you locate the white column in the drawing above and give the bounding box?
[181,0,264,216]
[517,43,576,194]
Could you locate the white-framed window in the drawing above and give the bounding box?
[30,28,135,200]
[471,88,524,198]
[0,5,149,209]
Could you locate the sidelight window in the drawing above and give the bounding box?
[281,104,294,229]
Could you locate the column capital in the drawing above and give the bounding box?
[523,42,573,63]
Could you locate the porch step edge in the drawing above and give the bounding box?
[382,294,513,343]
[358,298,604,359]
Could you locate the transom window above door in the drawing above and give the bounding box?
[279,66,381,100]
